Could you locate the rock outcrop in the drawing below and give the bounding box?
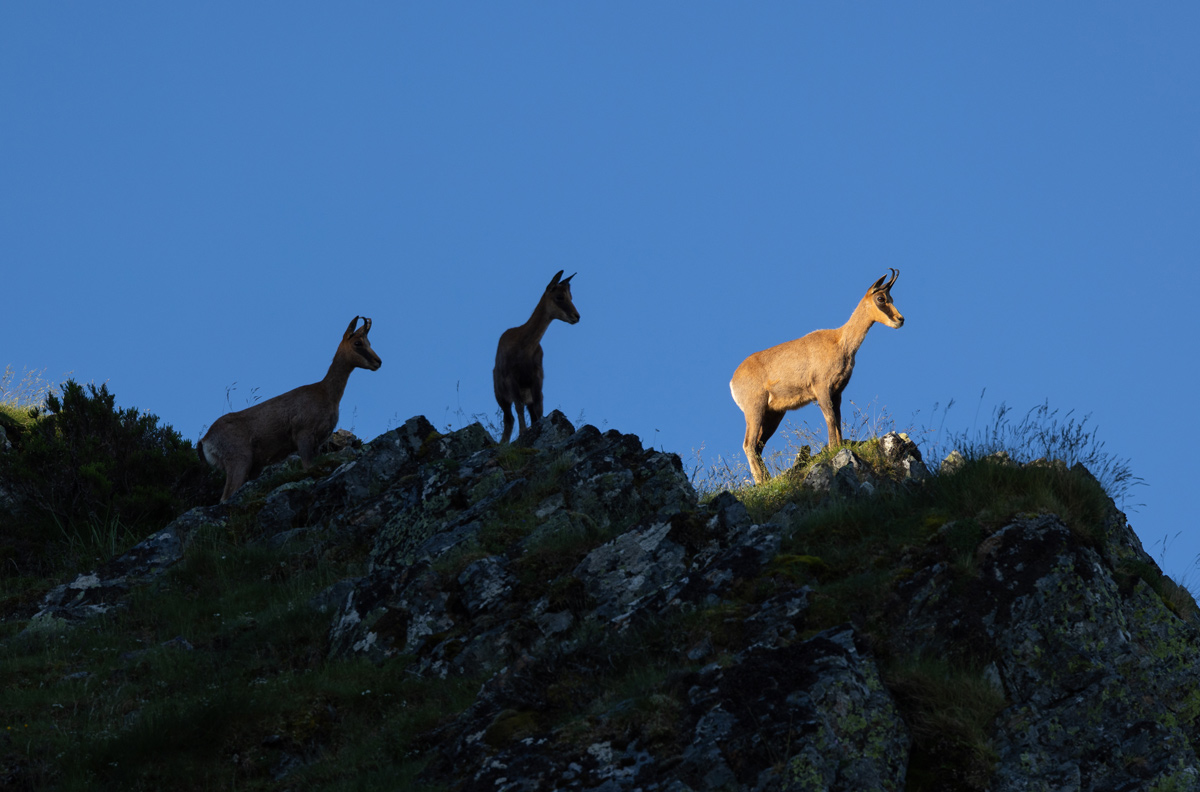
[14,412,1200,790]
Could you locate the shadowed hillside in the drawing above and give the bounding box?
[2,401,1198,791]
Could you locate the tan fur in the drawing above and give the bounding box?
[493,270,580,443]
[730,270,904,485]
[200,316,382,502]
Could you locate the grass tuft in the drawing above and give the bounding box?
[886,652,1005,791]
[943,400,1141,508]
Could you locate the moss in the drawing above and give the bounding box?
[468,469,507,504]
[417,429,444,458]
[766,554,831,584]
[1148,769,1200,792]
[483,709,542,747]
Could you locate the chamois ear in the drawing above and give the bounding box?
[343,316,362,341]
[547,270,564,289]
[869,274,888,293]
[560,272,576,286]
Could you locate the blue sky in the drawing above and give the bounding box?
[3,5,1198,582]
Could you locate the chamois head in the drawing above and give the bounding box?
[340,316,383,371]
[865,269,904,329]
[544,271,581,325]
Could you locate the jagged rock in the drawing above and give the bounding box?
[14,404,1200,791]
[319,428,361,454]
[425,621,907,792]
[638,520,784,618]
[896,512,1200,789]
[26,506,225,629]
[574,521,688,623]
[308,415,436,518]
[708,490,752,533]
[804,448,868,495]
[256,479,317,536]
[682,625,909,792]
[879,430,930,481]
[327,561,454,663]
[513,409,576,450]
[940,449,965,474]
[458,556,515,615]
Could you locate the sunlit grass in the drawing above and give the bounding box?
[1,364,57,412]
[690,398,906,501]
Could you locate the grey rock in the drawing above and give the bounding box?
[457,556,515,615]
[574,521,687,623]
[26,506,224,629]
[257,479,316,536]
[514,409,577,450]
[804,449,867,496]
[896,513,1200,790]
[940,449,966,474]
[309,577,362,615]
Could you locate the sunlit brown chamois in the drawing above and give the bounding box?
[730,270,904,485]
[493,270,580,443]
[199,316,382,502]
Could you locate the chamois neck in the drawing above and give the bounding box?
[518,300,555,346]
[838,299,877,354]
[321,353,356,403]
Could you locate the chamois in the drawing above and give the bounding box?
[493,270,580,443]
[199,316,382,502]
[730,270,904,485]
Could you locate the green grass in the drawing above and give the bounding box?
[0,518,467,791]
[886,652,1006,791]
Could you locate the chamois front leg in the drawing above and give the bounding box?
[296,433,320,469]
[816,389,844,449]
[221,455,253,503]
[528,390,544,426]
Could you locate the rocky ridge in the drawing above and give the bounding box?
[15,412,1200,791]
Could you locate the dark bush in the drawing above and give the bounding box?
[1,380,219,555]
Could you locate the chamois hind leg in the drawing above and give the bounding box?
[816,389,844,449]
[740,398,773,486]
[500,402,515,444]
[759,408,785,454]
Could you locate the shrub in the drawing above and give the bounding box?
[1,380,219,571]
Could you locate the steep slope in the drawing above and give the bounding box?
[5,412,1198,791]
